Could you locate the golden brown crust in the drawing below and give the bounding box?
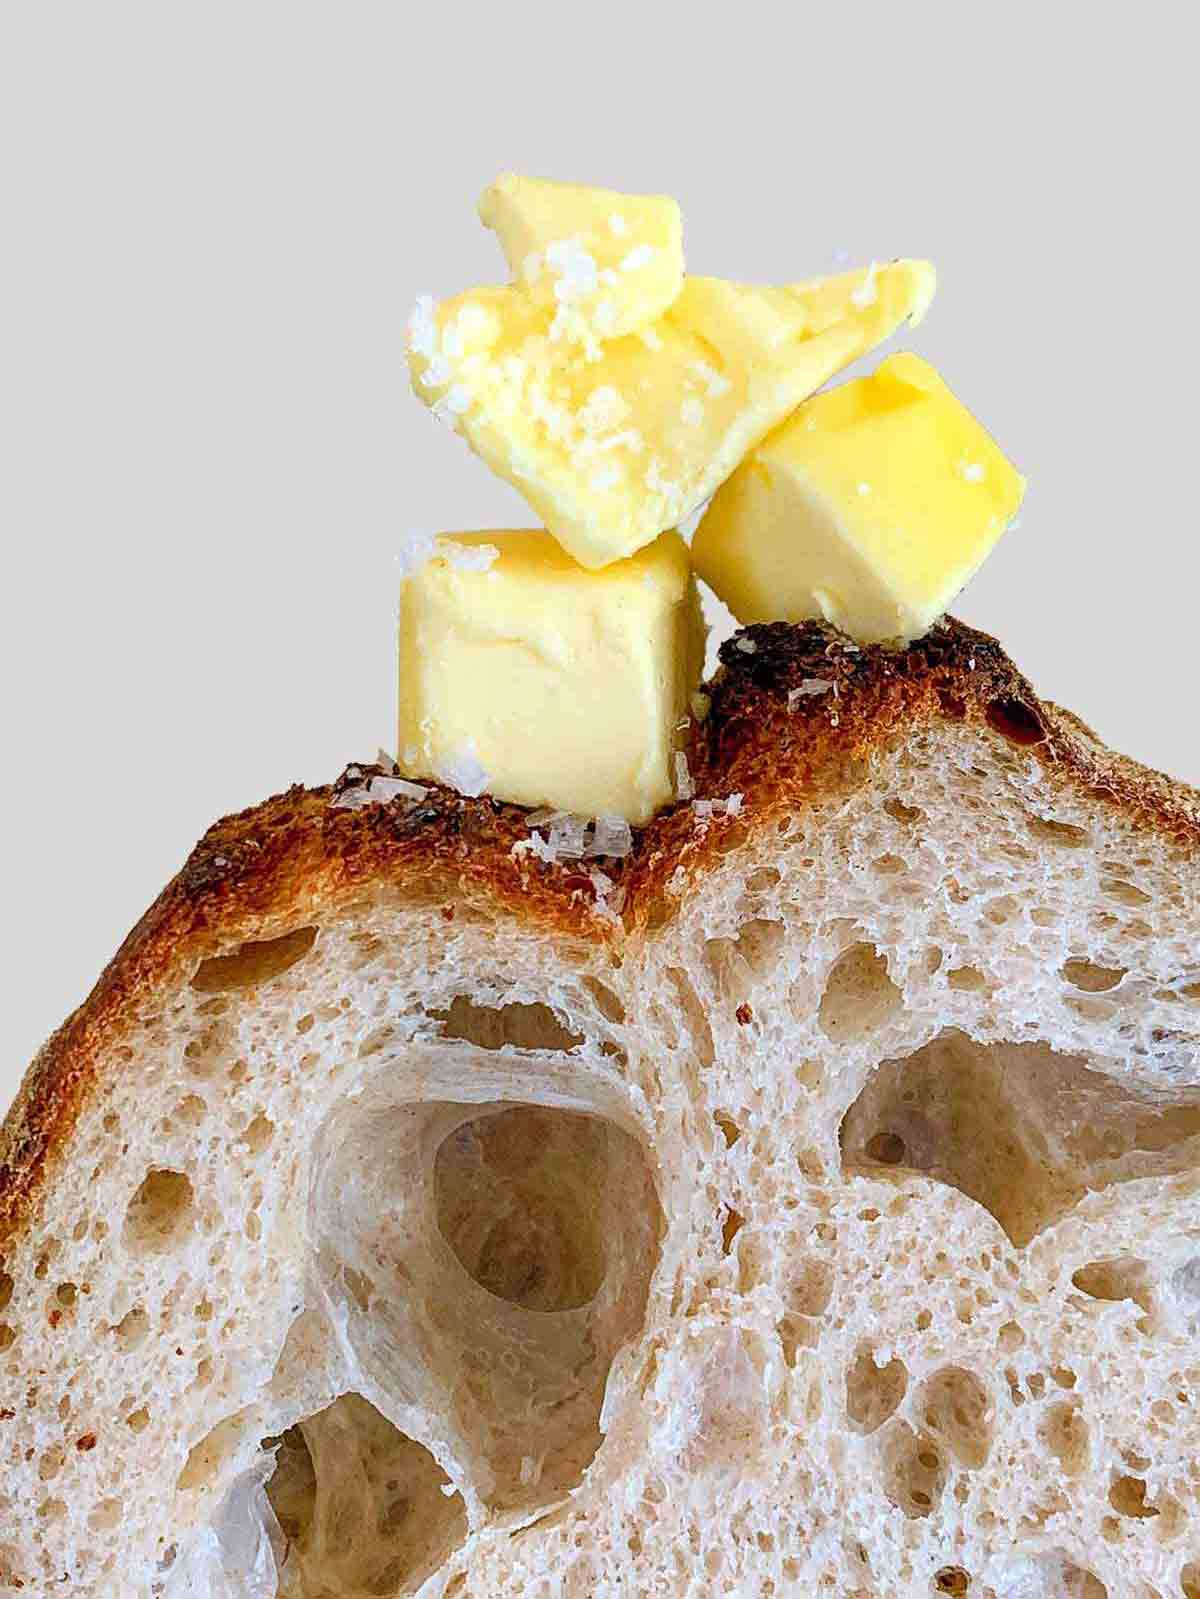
[3,617,1198,1254]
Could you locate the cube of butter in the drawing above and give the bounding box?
[478,172,684,341]
[397,530,704,824]
[692,353,1025,645]
[407,256,935,571]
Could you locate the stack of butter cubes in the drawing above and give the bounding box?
[400,175,1024,825]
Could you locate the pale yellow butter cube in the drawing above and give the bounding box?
[478,172,684,341]
[407,258,935,571]
[397,530,704,824]
[693,353,1025,645]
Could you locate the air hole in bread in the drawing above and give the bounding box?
[173,1094,207,1128]
[872,852,908,876]
[1071,1259,1152,1312]
[435,1107,609,1311]
[714,1110,742,1147]
[88,1498,121,1532]
[884,797,923,825]
[191,926,318,993]
[239,1113,275,1154]
[183,1019,234,1079]
[947,966,989,993]
[707,918,786,1007]
[1101,876,1152,908]
[819,943,903,1042]
[123,1170,195,1257]
[841,1031,1200,1247]
[986,897,1020,929]
[776,1313,818,1366]
[845,1347,907,1434]
[177,1409,254,1492]
[309,1085,663,1518]
[1109,1474,1159,1519]
[433,997,583,1053]
[1027,814,1090,848]
[866,1131,906,1164]
[788,1257,833,1319]
[263,1395,468,1598]
[665,967,715,1067]
[0,1273,12,1313]
[918,1366,993,1468]
[358,1025,398,1060]
[721,1207,745,1256]
[879,1420,945,1518]
[934,1567,971,1595]
[581,975,625,1024]
[1062,959,1126,992]
[347,932,385,970]
[985,696,1046,746]
[1038,1400,1089,1476]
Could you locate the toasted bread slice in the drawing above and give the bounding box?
[2,620,1199,1598]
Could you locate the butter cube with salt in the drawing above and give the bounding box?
[397,530,704,824]
[408,254,935,572]
[478,172,684,341]
[693,353,1025,645]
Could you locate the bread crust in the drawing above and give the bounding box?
[4,617,1198,1256]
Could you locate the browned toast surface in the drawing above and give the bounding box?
[4,616,1197,1254]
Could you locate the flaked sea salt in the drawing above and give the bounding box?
[440,539,500,573]
[620,243,655,273]
[517,810,634,865]
[693,793,744,823]
[332,774,429,811]
[435,743,489,799]
[587,815,634,859]
[396,531,438,578]
[788,677,835,708]
[690,360,731,399]
[546,238,599,302]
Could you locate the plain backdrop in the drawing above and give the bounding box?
[1,4,1195,1112]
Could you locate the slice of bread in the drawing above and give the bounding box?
[2,619,1198,1598]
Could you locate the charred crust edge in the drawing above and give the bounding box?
[3,617,1198,1247]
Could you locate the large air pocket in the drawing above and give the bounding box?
[308,1048,664,1518]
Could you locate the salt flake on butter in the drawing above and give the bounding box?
[478,173,683,340]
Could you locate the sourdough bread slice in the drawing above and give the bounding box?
[2,619,1199,1598]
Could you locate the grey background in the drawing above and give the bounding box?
[1,4,1194,1109]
